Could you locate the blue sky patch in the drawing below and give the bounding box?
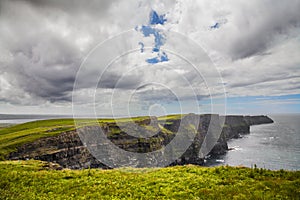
[140,25,156,37]
[137,10,169,64]
[146,57,160,64]
[149,10,167,25]
[146,52,169,64]
[199,94,300,114]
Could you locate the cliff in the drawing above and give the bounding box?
[244,115,274,125]
[9,114,273,169]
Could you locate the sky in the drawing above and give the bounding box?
[0,0,300,116]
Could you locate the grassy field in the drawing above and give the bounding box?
[0,116,180,160]
[0,116,166,160]
[0,160,299,200]
[0,117,299,199]
[0,119,77,160]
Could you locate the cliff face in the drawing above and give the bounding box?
[9,115,273,169]
[209,115,273,156]
[220,115,273,139]
[244,115,274,125]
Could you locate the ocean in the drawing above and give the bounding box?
[0,114,71,124]
[1,114,299,170]
[206,114,300,171]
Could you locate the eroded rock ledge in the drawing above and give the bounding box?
[9,114,273,169]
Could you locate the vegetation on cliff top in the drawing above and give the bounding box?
[0,119,76,160]
[0,115,180,160]
[0,116,298,199]
[0,160,299,199]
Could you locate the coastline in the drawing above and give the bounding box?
[1,114,273,169]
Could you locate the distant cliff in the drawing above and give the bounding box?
[210,115,273,156]
[244,115,274,125]
[220,115,273,140]
[9,115,273,169]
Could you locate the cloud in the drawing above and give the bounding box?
[177,0,300,59]
[227,1,300,59]
[0,0,114,105]
[219,36,300,97]
[0,0,299,115]
[98,71,143,90]
[17,0,112,16]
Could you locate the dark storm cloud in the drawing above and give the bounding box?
[227,0,300,59]
[6,33,81,102]
[0,0,118,104]
[11,0,112,15]
[0,0,300,110]
[98,72,143,90]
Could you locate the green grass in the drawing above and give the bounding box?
[0,160,299,200]
[157,114,186,121]
[0,115,184,160]
[0,119,87,160]
[0,116,299,199]
[98,116,154,123]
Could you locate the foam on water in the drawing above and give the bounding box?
[207,114,300,170]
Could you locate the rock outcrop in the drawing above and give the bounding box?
[9,114,273,169]
[244,115,274,125]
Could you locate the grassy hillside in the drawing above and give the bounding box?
[0,115,179,160]
[0,117,299,199]
[0,119,77,160]
[0,160,299,200]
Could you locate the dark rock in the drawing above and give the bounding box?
[8,114,274,169]
[244,115,274,125]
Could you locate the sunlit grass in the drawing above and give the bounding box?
[0,160,299,199]
[157,114,186,121]
[0,116,299,199]
[0,115,183,160]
